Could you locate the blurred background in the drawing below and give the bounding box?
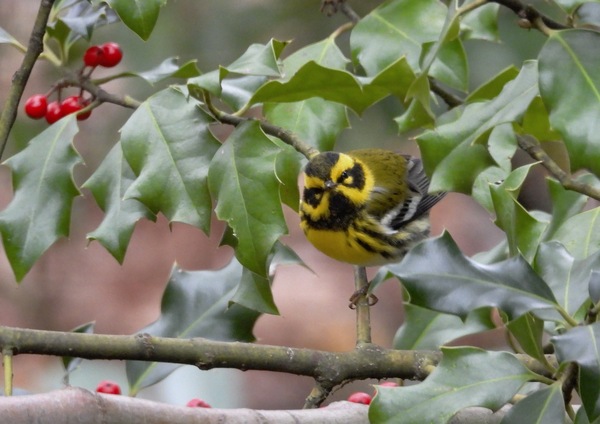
[0,0,552,410]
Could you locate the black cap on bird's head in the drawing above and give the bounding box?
[304,152,340,180]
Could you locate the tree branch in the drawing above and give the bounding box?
[489,0,568,31]
[517,135,600,202]
[0,0,56,160]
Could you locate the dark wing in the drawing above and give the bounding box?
[385,156,445,230]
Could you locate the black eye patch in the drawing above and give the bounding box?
[338,164,365,189]
[303,187,324,207]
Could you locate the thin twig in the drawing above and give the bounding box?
[429,77,463,108]
[353,266,372,345]
[490,0,568,31]
[517,135,600,202]
[304,381,335,408]
[203,90,318,159]
[0,0,57,160]
[2,349,12,396]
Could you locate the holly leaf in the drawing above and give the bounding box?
[552,207,600,259]
[370,347,535,424]
[105,0,166,40]
[506,313,546,364]
[208,121,288,277]
[393,304,494,350]
[350,0,447,75]
[126,57,200,84]
[535,241,600,316]
[387,232,558,321]
[553,323,600,422]
[83,143,156,263]
[500,383,566,424]
[539,30,600,176]
[121,88,220,233]
[126,259,260,395]
[0,116,81,281]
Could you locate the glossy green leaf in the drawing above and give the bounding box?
[0,116,81,281]
[553,323,600,421]
[264,38,350,152]
[126,259,260,394]
[538,30,600,176]
[208,121,287,277]
[520,97,562,142]
[126,57,200,84]
[223,39,287,77]
[393,304,494,350]
[552,207,600,259]
[467,66,519,102]
[428,37,468,92]
[535,241,600,316]
[370,347,534,424]
[500,383,566,424]
[417,61,538,193]
[105,0,165,40]
[555,0,596,14]
[273,142,302,210]
[83,143,156,263]
[387,232,558,320]
[544,177,589,240]
[490,164,548,261]
[589,271,600,304]
[121,88,220,233]
[576,3,600,27]
[394,98,435,134]
[472,166,508,212]
[60,2,114,40]
[350,0,447,75]
[506,313,545,363]
[188,73,269,111]
[460,2,500,42]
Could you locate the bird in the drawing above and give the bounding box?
[299,149,445,305]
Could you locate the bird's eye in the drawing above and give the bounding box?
[339,170,349,182]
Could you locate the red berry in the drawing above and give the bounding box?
[99,42,122,67]
[186,398,211,408]
[378,381,399,388]
[77,100,92,121]
[61,96,83,116]
[24,95,48,119]
[45,101,64,124]
[95,380,121,395]
[83,45,103,67]
[347,392,372,405]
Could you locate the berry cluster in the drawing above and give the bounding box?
[23,42,123,124]
[346,381,399,405]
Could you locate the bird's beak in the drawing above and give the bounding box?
[324,179,337,189]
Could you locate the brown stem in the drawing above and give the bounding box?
[0,0,57,160]
[489,0,568,31]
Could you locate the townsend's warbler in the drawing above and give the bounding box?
[300,149,445,267]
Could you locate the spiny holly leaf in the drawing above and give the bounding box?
[553,323,600,421]
[83,143,156,263]
[105,0,166,40]
[208,121,288,277]
[393,304,494,350]
[544,177,589,240]
[535,241,600,317]
[500,383,566,424]
[538,30,600,176]
[60,2,116,40]
[222,39,288,78]
[350,0,447,75]
[126,258,260,395]
[0,116,81,281]
[264,38,350,152]
[126,57,200,84]
[387,232,558,321]
[466,66,519,102]
[506,313,546,364]
[552,207,600,259]
[370,347,535,424]
[121,88,220,233]
[460,1,500,42]
[490,164,548,261]
[417,61,538,193]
